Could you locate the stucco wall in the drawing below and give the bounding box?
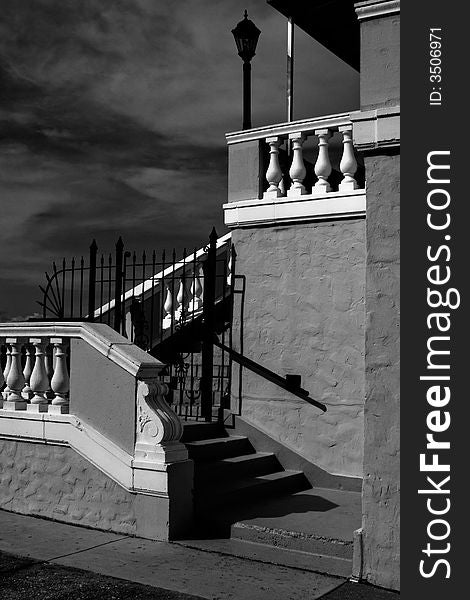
[231,219,365,478]
[0,439,177,540]
[70,339,136,456]
[361,152,400,590]
[360,14,400,110]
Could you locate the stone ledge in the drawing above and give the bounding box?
[351,106,400,150]
[355,0,400,22]
[0,322,164,379]
[223,190,366,228]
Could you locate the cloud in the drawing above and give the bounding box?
[0,0,359,319]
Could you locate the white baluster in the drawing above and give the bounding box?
[28,338,49,412]
[49,338,69,414]
[339,125,359,191]
[0,345,4,407]
[2,344,12,400]
[188,273,203,313]
[263,137,283,198]
[226,254,232,287]
[162,286,174,330]
[174,279,185,320]
[288,133,307,196]
[22,344,34,400]
[3,338,26,410]
[45,345,55,399]
[313,128,332,193]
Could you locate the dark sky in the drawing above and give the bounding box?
[0,0,359,320]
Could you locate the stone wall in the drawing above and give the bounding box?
[231,218,366,478]
[361,152,400,590]
[0,439,176,540]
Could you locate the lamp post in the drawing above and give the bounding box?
[232,10,261,130]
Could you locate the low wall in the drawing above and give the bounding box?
[231,218,366,479]
[0,439,192,540]
[0,322,193,541]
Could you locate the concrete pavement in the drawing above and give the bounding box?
[0,509,398,599]
[0,509,343,600]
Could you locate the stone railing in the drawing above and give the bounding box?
[0,321,193,539]
[224,112,366,227]
[1,336,70,414]
[227,112,363,197]
[0,322,186,463]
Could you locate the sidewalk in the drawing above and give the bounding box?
[0,510,398,599]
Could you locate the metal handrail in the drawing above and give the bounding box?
[213,339,326,412]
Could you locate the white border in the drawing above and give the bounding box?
[223,190,366,228]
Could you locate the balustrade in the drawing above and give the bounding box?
[262,123,360,198]
[162,269,205,331]
[0,337,70,413]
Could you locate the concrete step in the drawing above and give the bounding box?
[231,520,354,560]
[185,435,253,461]
[174,537,352,579]
[195,452,280,482]
[181,421,226,443]
[227,486,361,562]
[196,470,309,508]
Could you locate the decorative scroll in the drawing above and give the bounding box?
[134,379,187,464]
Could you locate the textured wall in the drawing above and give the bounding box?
[360,14,400,110]
[69,339,136,456]
[361,153,400,590]
[231,219,365,478]
[0,439,172,540]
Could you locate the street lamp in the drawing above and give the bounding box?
[232,10,261,130]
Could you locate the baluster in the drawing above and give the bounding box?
[0,345,4,405]
[188,272,203,313]
[3,338,26,410]
[174,279,185,321]
[45,344,55,399]
[22,344,34,400]
[49,338,69,414]
[28,338,49,412]
[226,253,232,287]
[339,125,359,191]
[288,133,307,196]
[263,137,283,198]
[2,344,12,400]
[162,286,173,329]
[313,128,332,193]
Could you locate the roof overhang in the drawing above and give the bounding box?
[267,0,360,71]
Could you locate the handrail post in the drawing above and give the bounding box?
[114,237,124,333]
[201,227,217,422]
[87,240,97,322]
[227,243,237,419]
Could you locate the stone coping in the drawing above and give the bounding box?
[223,190,366,228]
[0,321,164,379]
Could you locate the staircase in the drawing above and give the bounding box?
[179,421,362,578]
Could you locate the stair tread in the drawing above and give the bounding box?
[186,435,249,447]
[204,452,275,465]
[196,470,306,497]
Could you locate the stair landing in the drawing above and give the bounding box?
[180,421,362,577]
[229,486,361,549]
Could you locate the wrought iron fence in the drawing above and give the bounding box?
[36,229,236,422]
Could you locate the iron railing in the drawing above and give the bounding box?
[37,229,235,422]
